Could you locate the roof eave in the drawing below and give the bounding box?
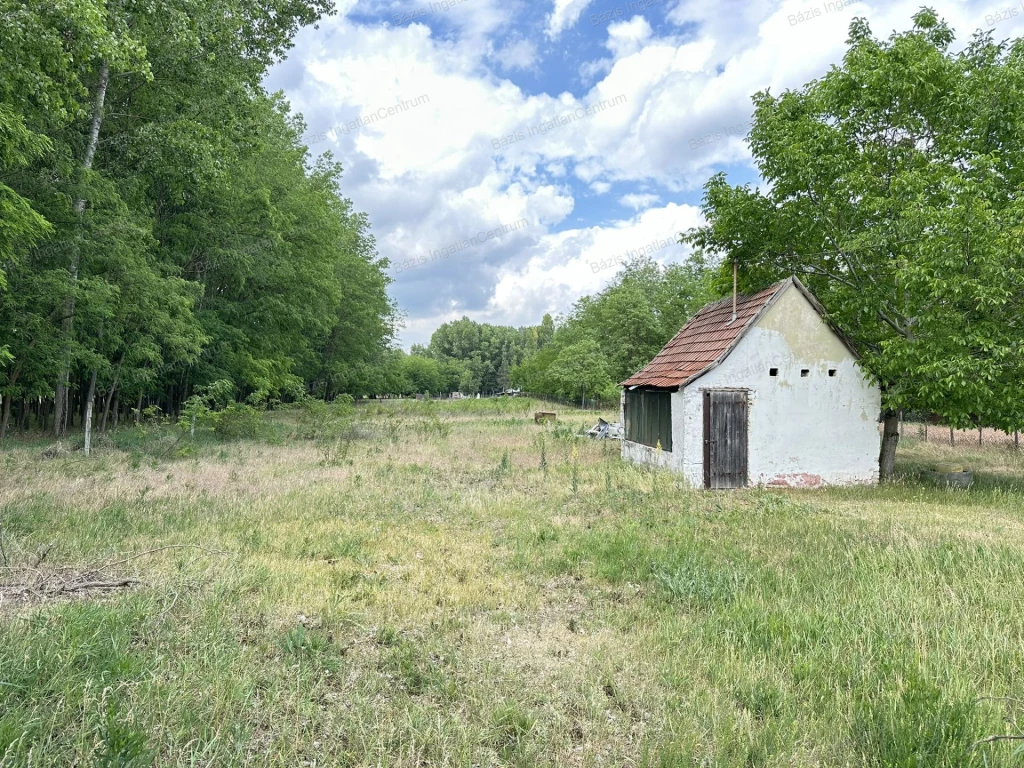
[676,277,793,388]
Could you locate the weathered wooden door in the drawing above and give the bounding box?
[703,390,748,489]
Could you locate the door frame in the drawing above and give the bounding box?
[702,389,750,489]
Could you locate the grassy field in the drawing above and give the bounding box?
[2,398,1024,767]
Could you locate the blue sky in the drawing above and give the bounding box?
[264,0,1015,347]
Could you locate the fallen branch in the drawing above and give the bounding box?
[55,579,140,594]
[89,543,230,572]
[971,734,1024,749]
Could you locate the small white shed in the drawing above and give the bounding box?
[620,277,880,488]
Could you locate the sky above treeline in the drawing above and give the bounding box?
[264,0,1024,348]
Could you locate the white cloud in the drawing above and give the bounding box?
[267,0,1024,347]
[490,37,539,70]
[619,192,661,210]
[485,202,702,324]
[605,16,653,58]
[546,0,596,38]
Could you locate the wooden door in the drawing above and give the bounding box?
[703,390,748,489]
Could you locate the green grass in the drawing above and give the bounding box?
[1,403,1024,765]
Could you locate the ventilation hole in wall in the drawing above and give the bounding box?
[769,368,779,377]
[828,369,837,377]
[800,369,810,377]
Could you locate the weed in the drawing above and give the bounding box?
[570,444,580,496]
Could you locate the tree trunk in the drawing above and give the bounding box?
[878,409,900,482]
[84,367,98,455]
[100,352,124,432]
[54,60,110,438]
[100,381,117,433]
[135,392,143,425]
[0,395,11,442]
[950,426,954,446]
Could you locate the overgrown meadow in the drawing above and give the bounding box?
[1,398,1023,766]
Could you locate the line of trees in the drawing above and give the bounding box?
[380,318,550,397]
[393,260,711,404]
[0,0,398,440]
[511,258,712,405]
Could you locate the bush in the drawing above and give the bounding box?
[209,403,266,440]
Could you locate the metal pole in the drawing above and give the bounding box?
[732,260,738,322]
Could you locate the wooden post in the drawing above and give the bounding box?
[950,426,954,446]
[979,424,983,446]
[1016,430,1020,450]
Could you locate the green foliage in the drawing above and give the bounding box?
[511,257,712,399]
[685,9,1024,435]
[0,0,396,438]
[207,403,266,441]
[497,449,511,476]
[424,316,541,394]
[490,703,536,761]
[547,339,613,405]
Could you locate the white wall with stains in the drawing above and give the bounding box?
[622,283,881,487]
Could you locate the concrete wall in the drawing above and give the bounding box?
[623,283,880,487]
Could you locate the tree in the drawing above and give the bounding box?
[0,0,398,435]
[426,317,536,394]
[401,353,444,395]
[510,255,711,399]
[685,9,1024,480]
[546,340,612,407]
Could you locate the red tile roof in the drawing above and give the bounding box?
[622,279,791,389]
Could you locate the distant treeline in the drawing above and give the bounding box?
[0,0,398,438]
[402,257,712,402]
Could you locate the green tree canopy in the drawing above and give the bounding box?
[685,9,1024,478]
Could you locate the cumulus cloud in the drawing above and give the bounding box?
[266,0,1024,346]
[606,16,654,58]
[546,0,597,38]
[619,192,661,210]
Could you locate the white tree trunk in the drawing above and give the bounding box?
[84,400,93,456]
[55,60,110,437]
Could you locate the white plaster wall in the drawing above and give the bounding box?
[677,286,880,487]
[620,387,688,475]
